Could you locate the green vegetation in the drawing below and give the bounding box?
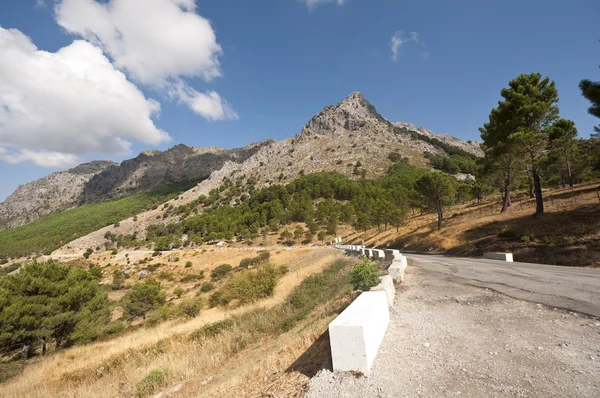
[0,261,110,357]
[416,172,458,230]
[135,368,169,397]
[211,264,233,280]
[425,153,479,175]
[480,72,600,215]
[123,279,166,319]
[210,263,285,307]
[0,183,191,258]
[349,257,381,290]
[180,273,204,283]
[192,259,354,341]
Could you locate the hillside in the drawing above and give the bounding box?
[41,92,481,255]
[0,142,271,230]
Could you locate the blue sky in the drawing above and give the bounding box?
[0,0,599,201]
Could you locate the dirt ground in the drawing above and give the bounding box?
[306,265,600,398]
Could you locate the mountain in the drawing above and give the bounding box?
[0,161,115,230]
[51,92,482,254]
[1,92,481,236]
[0,142,271,230]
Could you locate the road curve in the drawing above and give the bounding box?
[406,253,600,318]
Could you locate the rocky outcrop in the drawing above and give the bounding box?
[0,142,271,230]
[0,161,115,229]
[392,122,483,157]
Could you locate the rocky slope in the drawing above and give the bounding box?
[0,161,115,229]
[0,143,271,230]
[54,92,482,253]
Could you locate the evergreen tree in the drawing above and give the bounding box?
[548,119,578,187]
[123,279,166,319]
[416,172,457,230]
[0,261,110,357]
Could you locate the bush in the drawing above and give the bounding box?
[174,287,184,298]
[112,270,125,290]
[185,261,193,268]
[177,298,203,318]
[211,264,233,280]
[103,321,125,336]
[498,228,519,238]
[349,257,380,291]
[521,235,531,242]
[158,272,174,281]
[123,279,166,319]
[135,368,169,397]
[218,264,284,305]
[208,291,224,308]
[180,273,204,283]
[111,249,118,255]
[152,251,160,257]
[147,263,161,272]
[200,282,215,292]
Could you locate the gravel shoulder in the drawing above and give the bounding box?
[305,260,600,398]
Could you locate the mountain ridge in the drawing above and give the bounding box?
[1,92,481,234]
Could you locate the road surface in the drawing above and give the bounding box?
[306,254,600,398]
[407,253,600,318]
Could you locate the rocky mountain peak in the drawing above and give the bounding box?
[297,92,385,140]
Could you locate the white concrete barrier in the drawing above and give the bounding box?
[365,249,373,258]
[388,249,400,256]
[329,291,390,376]
[371,275,395,307]
[484,252,513,262]
[388,254,408,283]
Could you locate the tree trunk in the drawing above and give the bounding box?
[437,208,443,231]
[500,185,511,213]
[21,344,30,360]
[526,167,534,198]
[532,166,544,215]
[566,157,573,187]
[39,339,47,356]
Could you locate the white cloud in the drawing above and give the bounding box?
[300,0,346,10]
[55,0,237,120]
[171,82,238,122]
[0,26,170,167]
[390,31,428,62]
[0,148,81,168]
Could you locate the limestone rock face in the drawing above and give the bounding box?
[0,161,115,229]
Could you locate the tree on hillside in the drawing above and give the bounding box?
[123,279,166,319]
[548,119,578,187]
[0,261,110,358]
[579,55,600,136]
[416,172,457,231]
[481,73,559,215]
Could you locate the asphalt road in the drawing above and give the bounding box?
[406,253,600,318]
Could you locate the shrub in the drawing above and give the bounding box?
[135,368,169,397]
[0,258,8,265]
[147,263,161,272]
[174,287,184,298]
[521,235,531,243]
[180,273,204,283]
[177,298,203,318]
[208,291,224,308]
[123,279,166,319]
[111,249,118,255]
[185,261,193,268]
[152,251,160,257]
[158,272,174,281]
[498,228,519,238]
[349,257,380,291]
[112,270,125,290]
[200,282,215,293]
[218,264,283,305]
[211,264,233,280]
[104,321,125,336]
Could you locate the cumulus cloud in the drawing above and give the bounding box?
[0,148,81,168]
[0,26,170,167]
[55,0,237,120]
[390,31,428,62]
[170,82,239,122]
[300,0,346,10]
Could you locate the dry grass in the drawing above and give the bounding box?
[342,182,600,267]
[0,248,345,398]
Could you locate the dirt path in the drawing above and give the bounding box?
[306,264,600,397]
